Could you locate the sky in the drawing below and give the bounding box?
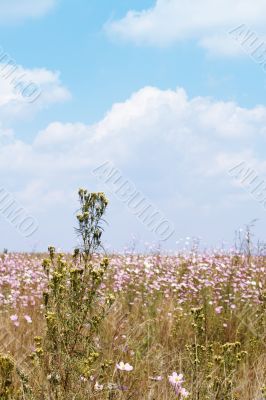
[1,0,266,253]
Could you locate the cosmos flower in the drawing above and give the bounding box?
[24,315,32,323]
[168,372,189,398]
[149,375,163,381]
[94,382,104,391]
[10,314,19,327]
[116,361,133,371]
[180,387,189,398]
[168,372,184,386]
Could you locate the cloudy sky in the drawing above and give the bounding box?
[1,0,266,252]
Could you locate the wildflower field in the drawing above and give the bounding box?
[0,191,266,399]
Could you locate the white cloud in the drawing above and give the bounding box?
[16,180,67,212]
[0,0,56,23]
[2,85,266,249]
[0,125,13,145]
[214,151,266,177]
[0,65,71,122]
[2,85,266,179]
[107,0,266,56]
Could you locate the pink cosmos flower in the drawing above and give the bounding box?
[24,315,32,324]
[116,361,133,371]
[149,375,163,381]
[168,372,184,386]
[10,314,19,327]
[180,387,189,398]
[168,372,189,398]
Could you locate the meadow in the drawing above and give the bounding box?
[0,191,265,399]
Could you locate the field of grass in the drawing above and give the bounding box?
[0,191,265,399]
[0,250,266,399]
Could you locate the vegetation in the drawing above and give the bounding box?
[0,190,265,399]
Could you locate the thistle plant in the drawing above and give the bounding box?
[0,353,15,399]
[33,189,115,399]
[75,189,108,263]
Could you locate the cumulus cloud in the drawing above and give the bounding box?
[107,0,266,56]
[2,85,266,183]
[2,85,266,249]
[0,0,56,23]
[0,64,71,122]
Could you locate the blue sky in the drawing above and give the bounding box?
[1,0,266,252]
